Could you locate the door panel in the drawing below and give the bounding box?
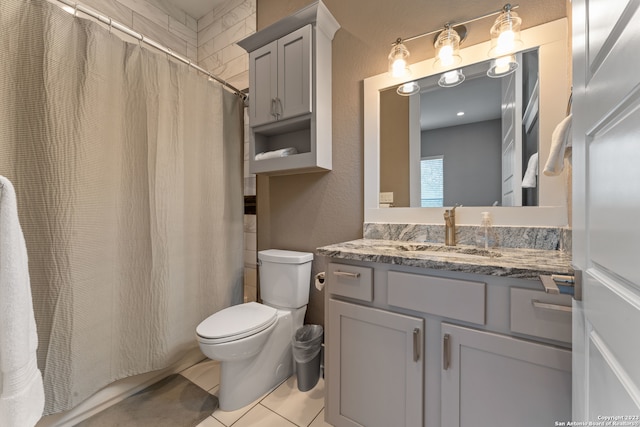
[500,60,523,206]
[572,0,640,420]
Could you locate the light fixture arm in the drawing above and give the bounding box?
[393,4,519,46]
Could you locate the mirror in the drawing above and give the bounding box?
[364,19,570,225]
[380,50,540,207]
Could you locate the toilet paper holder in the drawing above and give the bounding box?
[315,272,325,291]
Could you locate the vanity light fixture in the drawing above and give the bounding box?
[388,39,411,78]
[438,69,465,87]
[488,4,523,58]
[388,3,520,89]
[434,25,464,69]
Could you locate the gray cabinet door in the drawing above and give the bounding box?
[327,298,423,427]
[441,323,571,427]
[249,25,311,128]
[248,40,277,127]
[277,24,312,121]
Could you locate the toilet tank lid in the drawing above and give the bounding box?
[258,249,313,264]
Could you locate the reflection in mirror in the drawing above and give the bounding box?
[380,49,540,208]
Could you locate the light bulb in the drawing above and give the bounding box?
[497,29,515,55]
[392,58,407,78]
[443,70,459,84]
[438,45,454,67]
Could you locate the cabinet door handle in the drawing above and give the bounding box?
[270,98,277,118]
[333,271,360,279]
[443,333,451,370]
[413,328,421,362]
[531,300,572,313]
[276,97,283,119]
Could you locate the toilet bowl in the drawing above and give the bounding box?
[196,249,313,411]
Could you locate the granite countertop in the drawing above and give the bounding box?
[316,238,573,280]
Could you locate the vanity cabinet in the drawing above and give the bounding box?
[441,323,572,427]
[238,1,339,175]
[324,259,572,427]
[328,299,424,427]
[248,25,311,127]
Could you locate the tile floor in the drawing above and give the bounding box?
[180,359,331,427]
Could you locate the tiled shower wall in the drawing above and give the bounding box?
[48,0,257,303]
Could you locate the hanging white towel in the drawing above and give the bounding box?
[522,152,539,188]
[544,114,572,176]
[0,176,45,427]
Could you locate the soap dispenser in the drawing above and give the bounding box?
[475,212,499,249]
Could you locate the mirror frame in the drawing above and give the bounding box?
[364,19,570,226]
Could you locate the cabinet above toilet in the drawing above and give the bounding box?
[238,1,340,176]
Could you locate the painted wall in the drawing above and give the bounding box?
[256,0,567,326]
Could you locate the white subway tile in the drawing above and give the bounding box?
[186,14,197,32]
[244,266,257,287]
[199,53,223,74]
[78,0,134,27]
[245,13,256,33]
[221,44,246,64]
[198,19,223,47]
[132,12,187,56]
[211,20,246,53]
[119,0,168,30]
[197,10,214,31]
[226,70,249,92]
[169,16,197,46]
[244,215,257,233]
[197,38,217,62]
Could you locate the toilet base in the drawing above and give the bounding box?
[217,311,296,411]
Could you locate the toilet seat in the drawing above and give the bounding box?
[196,302,277,344]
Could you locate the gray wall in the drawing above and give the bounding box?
[256,0,567,326]
[421,119,502,207]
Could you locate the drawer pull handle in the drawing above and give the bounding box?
[443,333,451,370]
[333,271,361,279]
[413,328,421,362]
[531,300,572,313]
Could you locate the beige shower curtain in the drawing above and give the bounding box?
[0,0,244,414]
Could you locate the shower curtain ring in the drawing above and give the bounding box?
[108,18,113,34]
[73,3,79,17]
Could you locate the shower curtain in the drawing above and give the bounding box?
[0,0,244,414]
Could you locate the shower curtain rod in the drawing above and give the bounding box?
[54,0,248,101]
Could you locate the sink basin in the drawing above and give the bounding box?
[388,243,502,258]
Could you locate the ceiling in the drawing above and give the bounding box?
[419,60,502,131]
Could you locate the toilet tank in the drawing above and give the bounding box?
[258,249,313,309]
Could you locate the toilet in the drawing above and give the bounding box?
[196,249,313,411]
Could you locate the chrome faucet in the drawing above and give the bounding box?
[443,206,457,246]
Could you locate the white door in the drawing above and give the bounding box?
[572,0,640,421]
[500,56,523,206]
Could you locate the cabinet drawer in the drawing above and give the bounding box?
[328,263,373,302]
[388,271,485,324]
[510,287,572,344]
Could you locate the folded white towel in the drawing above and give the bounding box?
[544,114,572,176]
[522,152,539,188]
[255,147,298,161]
[0,176,45,427]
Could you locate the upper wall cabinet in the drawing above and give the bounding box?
[238,1,340,175]
[250,25,312,127]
